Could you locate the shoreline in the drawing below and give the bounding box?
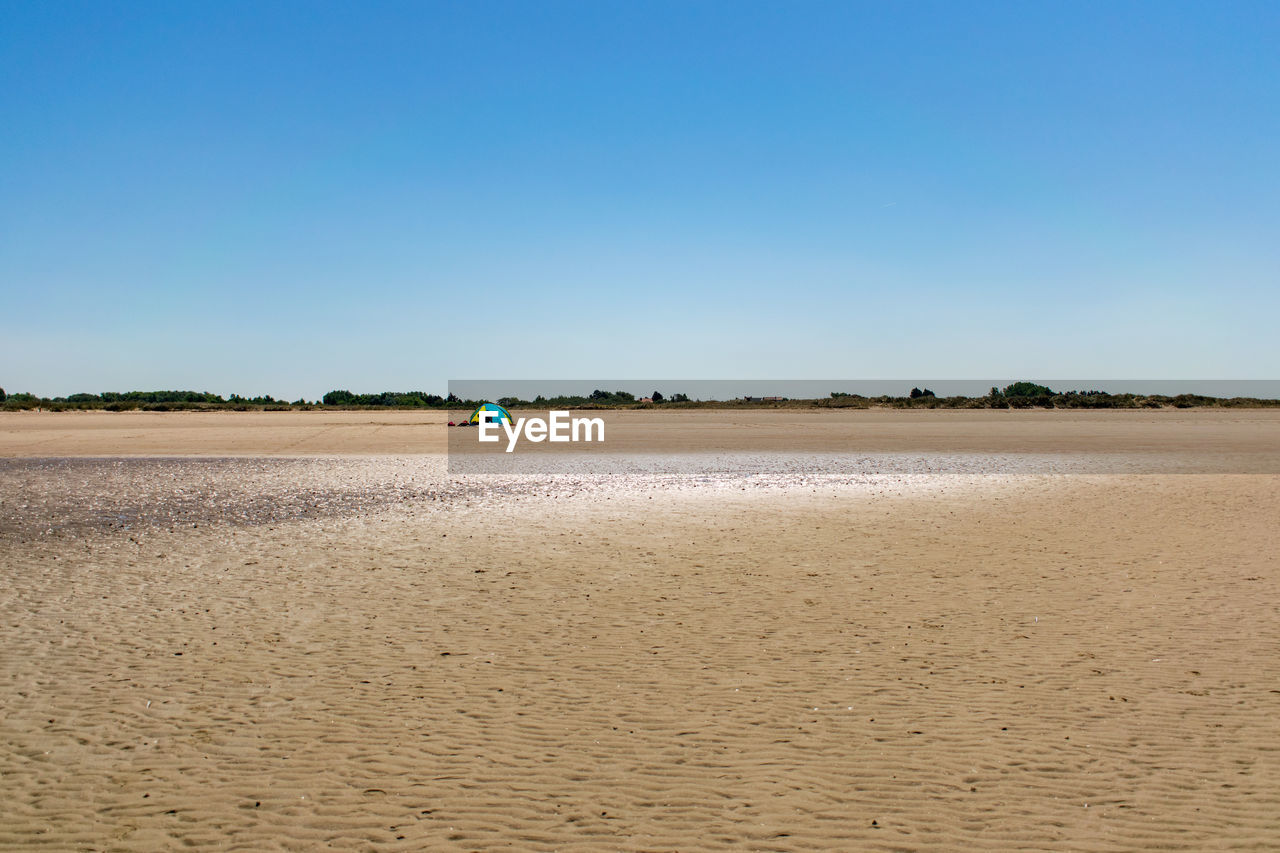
[6,451,1259,542]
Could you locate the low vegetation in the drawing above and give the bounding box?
[2,383,1276,411]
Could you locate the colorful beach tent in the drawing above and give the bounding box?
[469,403,513,425]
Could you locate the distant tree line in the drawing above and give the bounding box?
[823,382,1278,409]
[489,390,694,408]
[2,382,1277,411]
[0,390,308,411]
[321,390,446,407]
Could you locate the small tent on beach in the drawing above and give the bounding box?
[469,403,513,426]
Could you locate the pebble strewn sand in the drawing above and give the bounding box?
[2,431,1278,849]
[0,451,1251,541]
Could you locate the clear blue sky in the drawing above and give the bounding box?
[2,1,1277,399]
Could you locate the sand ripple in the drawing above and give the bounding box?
[2,462,1278,849]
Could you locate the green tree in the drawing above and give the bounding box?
[1002,381,1054,397]
[323,390,356,406]
[7,392,39,409]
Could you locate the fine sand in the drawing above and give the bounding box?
[4,408,1280,458]
[1,411,1278,850]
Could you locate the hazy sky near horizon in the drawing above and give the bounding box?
[2,1,1277,399]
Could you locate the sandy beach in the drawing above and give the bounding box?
[4,408,1280,458]
[2,410,1278,850]
[10,0,1277,848]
